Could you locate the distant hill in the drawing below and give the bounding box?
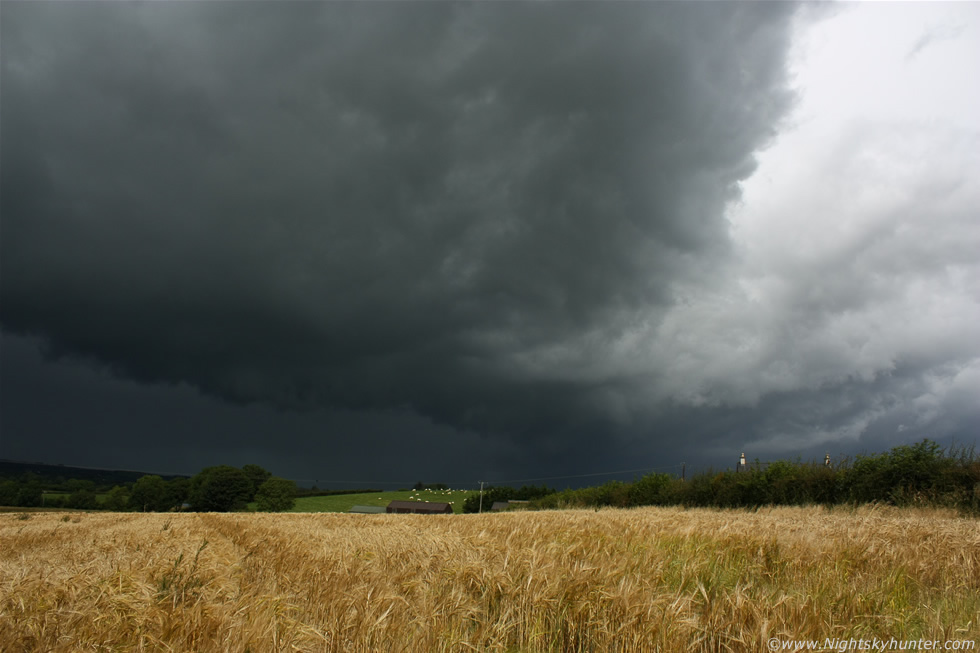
[0,459,189,488]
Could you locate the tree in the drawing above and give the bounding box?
[189,466,253,512]
[129,475,172,512]
[67,488,99,510]
[103,485,130,511]
[0,480,19,507]
[16,483,42,508]
[167,477,190,507]
[241,464,272,501]
[66,479,96,494]
[255,477,297,512]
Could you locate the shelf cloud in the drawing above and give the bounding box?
[2,2,977,481]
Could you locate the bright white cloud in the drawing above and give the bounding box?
[646,3,980,446]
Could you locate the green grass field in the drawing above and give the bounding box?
[36,490,480,513]
[288,488,476,514]
[40,492,108,505]
[39,488,478,514]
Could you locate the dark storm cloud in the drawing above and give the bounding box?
[1,2,799,445]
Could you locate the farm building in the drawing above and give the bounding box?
[386,500,453,515]
[348,505,386,514]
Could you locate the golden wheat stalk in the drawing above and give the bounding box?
[2,506,977,652]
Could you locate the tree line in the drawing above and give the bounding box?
[3,439,976,515]
[527,440,980,515]
[0,463,297,512]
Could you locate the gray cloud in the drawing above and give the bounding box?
[3,2,976,479]
[1,3,796,433]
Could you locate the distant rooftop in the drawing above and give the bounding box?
[386,500,453,514]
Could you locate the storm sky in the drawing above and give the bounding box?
[2,2,978,487]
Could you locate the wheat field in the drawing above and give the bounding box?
[1,506,978,652]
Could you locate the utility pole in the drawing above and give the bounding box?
[681,463,686,482]
[478,481,485,514]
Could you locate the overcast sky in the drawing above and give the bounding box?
[2,2,978,488]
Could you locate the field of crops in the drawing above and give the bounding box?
[2,506,978,652]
